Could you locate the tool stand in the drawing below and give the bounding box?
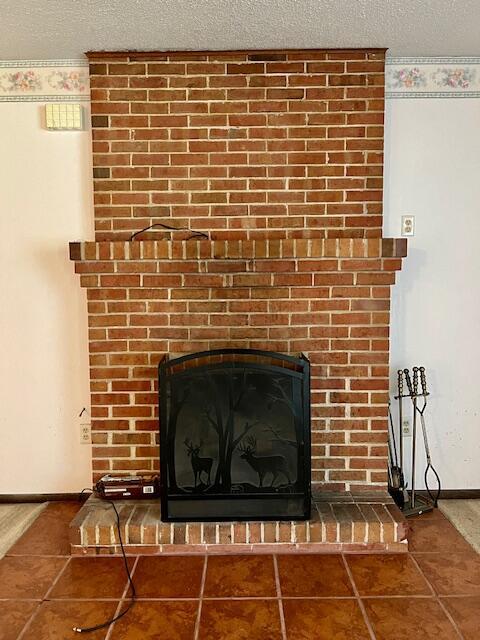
[394,376,434,517]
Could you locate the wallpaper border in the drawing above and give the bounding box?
[0,59,89,102]
[0,56,479,102]
[386,56,480,99]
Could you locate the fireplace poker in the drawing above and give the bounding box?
[397,370,405,476]
[403,368,417,508]
[395,370,409,505]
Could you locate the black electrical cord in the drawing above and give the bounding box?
[129,222,209,241]
[73,489,136,634]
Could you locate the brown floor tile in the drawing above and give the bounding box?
[204,555,276,598]
[346,554,431,596]
[133,555,204,598]
[49,557,135,599]
[199,599,282,640]
[0,600,38,640]
[0,556,66,599]
[278,554,353,597]
[8,501,82,556]
[363,597,457,640]
[110,600,197,639]
[415,553,480,595]
[282,598,370,640]
[21,600,118,640]
[441,595,480,640]
[408,516,475,553]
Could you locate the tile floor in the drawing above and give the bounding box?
[0,503,479,639]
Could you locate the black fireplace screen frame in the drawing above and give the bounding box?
[159,349,311,522]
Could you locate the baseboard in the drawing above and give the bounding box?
[416,489,480,500]
[0,492,91,504]
[2,489,478,504]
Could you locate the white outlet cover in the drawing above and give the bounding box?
[402,421,412,436]
[80,422,91,444]
[401,215,415,236]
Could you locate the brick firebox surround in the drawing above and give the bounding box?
[70,48,408,551]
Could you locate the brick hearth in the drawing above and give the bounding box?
[70,492,407,555]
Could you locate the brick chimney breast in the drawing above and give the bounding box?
[71,49,406,494]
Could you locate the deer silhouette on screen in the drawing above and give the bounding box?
[238,436,291,488]
[184,439,213,488]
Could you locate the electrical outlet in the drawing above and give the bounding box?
[80,423,91,444]
[401,215,415,236]
[402,420,411,436]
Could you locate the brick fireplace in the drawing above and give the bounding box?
[69,48,408,552]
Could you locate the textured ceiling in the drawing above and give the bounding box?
[1,0,479,60]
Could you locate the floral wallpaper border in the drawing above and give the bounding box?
[0,60,89,102]
[0,57,479,101]
[386,57,480,98]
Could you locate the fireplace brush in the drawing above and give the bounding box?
[387,399,406,509]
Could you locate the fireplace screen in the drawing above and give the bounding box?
[159,349,311,521]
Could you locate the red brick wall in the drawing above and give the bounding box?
[71,49,405,494]
[71,237,406,491]
[89,49,386,242]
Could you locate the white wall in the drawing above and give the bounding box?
[0,102,93,493]
[384,97,480,490]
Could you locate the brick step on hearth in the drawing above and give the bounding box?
[70,492,408,555]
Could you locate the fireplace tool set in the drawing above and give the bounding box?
[389,366,442,517]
